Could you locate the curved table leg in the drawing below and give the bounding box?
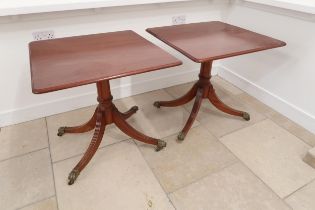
[68,110,106,185]
[178,88,203,141]
[208,87,250,121]
[113,110,166,152]
[153,83,198,108]
[57,107,98,136]
[119,106,139,120]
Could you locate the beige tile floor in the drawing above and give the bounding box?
[1,76,315,210]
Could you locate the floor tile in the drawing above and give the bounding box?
[0,149,55,210]
[20,197,58,210]
[138,126,237,193]
[165,78,264,138]
[169,163,291,210]
[270,112,315,147]
[285,180,315,210]
[195,96,266,138]
[165,80,229,101]
[235,93,276,117]
[127,102,200,140]
[237,93,315,147]
[46,106,129,162]
[303,147,315,169]
[220,119,315,198]
[115,89,199,140]
[53,140,174,210]
[115,89,175,107]
[212,76,244,95]
[0,118,48,161]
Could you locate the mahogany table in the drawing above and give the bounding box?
[147,21,286,141]
[29,30,182,185]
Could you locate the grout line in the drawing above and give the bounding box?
[135,81,310,208]
[132,124,239,203]
[232,92,315,148]
[163,81,196,100]
[225,155,295,209]
[167,194,178,210]
[133,118,294,209]
[167,160,239,194]
[166,161,239,193]
[284,177,315,200]
[133,139,177,210]
[202,125,295,210]
[149,125,240,195]
[16,195,56,210]
[201,75,314,144]
[52,138,131,164]
[216,117,267,138]
[45,118,60,210]
[163,82,263,139]
[0,147,48,164]
[268,115,315,148]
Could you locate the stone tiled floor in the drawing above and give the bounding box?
[1,76,315,210]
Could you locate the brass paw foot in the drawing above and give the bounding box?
[153,101,161,108]
[57,127,67,136]
[177,132,186,141]
[242,112,250,121]
[68,169,80,185]
[131,106,139,112]
[156,140,166,152]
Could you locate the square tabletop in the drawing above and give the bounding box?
[147,21,286,63]
[29,30,182,94]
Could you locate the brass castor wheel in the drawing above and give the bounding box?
[177,132,186,141]
[242,112,250,121]
[57,127,66,136]
[153,101,161,108]
[156,140,167,152]
[131,106,139,112]
[68,169,80,185]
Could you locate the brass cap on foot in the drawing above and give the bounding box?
[131,106,139,112]
[153,101,161,108]
[177,132,186,141]
[242,112,250,121]
[57,127,67,137]
[156,140,166,151]
[68,169,80,185]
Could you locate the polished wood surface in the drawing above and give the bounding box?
[148,21,286,140]
[147,21,286,62]
[29,30,182,94]
[29,30,179,184]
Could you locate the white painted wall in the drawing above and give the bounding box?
[220,1,315,134]
[0,0,226,127]
[244,0,315,14]
[0,0,194,16]
[1,0,314,135]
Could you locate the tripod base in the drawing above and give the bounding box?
[58,80,166,185]
[154,61,250,141]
